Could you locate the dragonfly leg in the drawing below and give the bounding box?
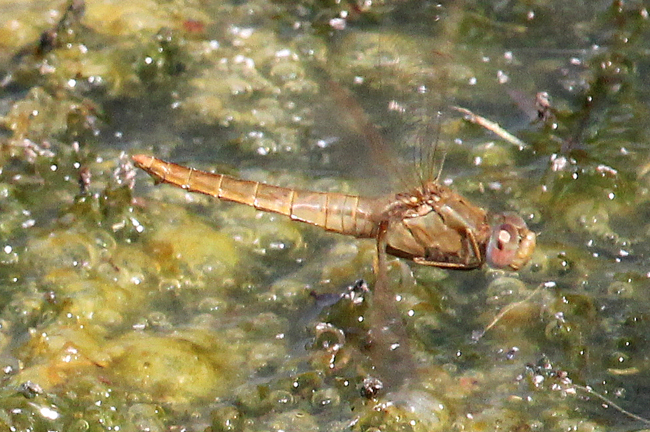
[466,226,483,267]
[365,223,415,391]
[412,227,482,269]
[413,257,483,269]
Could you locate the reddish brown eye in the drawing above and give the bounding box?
[487,222,520,269]
[486,212,534,269]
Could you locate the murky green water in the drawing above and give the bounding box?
[0,0,649,431]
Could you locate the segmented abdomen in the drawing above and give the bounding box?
[132,155,381,238]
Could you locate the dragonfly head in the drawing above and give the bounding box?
[486,213,536,271]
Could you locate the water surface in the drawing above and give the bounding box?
[0,0,649,431]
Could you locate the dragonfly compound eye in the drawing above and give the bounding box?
[487,213,536,270]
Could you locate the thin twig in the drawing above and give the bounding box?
[575,384,650,425]
[473,281,550,341]
[453,106,528,150]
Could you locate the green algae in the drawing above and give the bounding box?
[108,332,241,403]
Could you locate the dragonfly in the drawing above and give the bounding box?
[132,100,537,391]
[131,153,536,272]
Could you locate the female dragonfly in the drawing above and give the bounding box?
[131,153,536,271]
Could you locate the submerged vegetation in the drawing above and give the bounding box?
[0,0,648,430]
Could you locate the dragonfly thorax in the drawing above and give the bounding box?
[380,183,536,270]
[381,184,491,269]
